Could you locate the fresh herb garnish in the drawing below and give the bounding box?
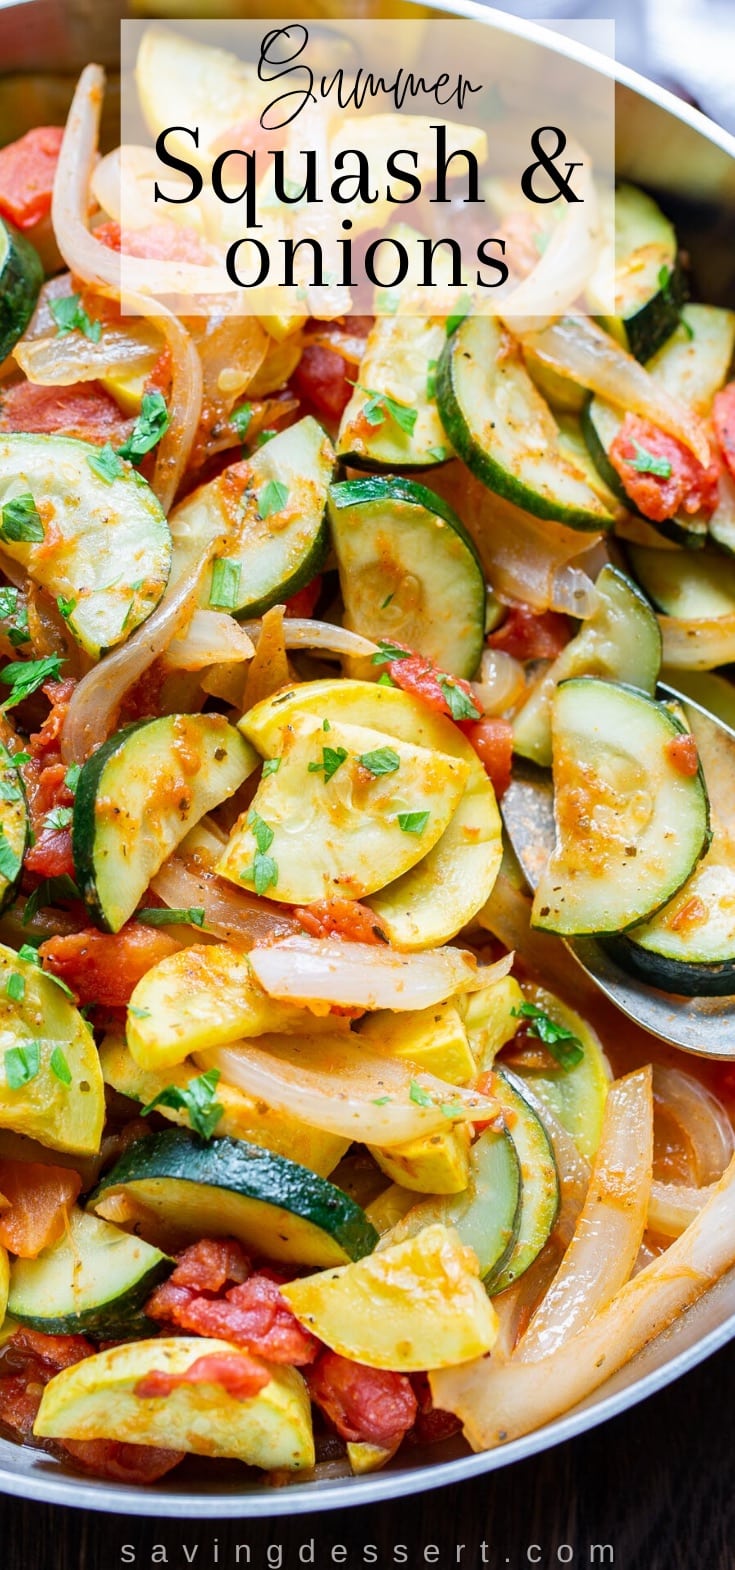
[371,640,411,666]
[409,1079,433,1107]
[50,1046,72,1086]
[64,763,81,795]
[128,1005,151,1020]
[23,874,80,927]
[0,654,63,712]
[141,1068,224,1142]
[397,810,430,835]
[230,402,253,440]
[372,1095,392,1106]
[88,444,125,484]
[262,757,281,778]
[352,384,417,436]
[0,494,45,544]
[0,828,20,884]
[257,479,289,520]
[43,805,73,833]
[426,360,437,400]
[56,596,76,621]
[243,811,279,895]
[439,677,481,721]
[446,299,471,336]
[256,429,278,448]
[137,907,205,928]
[50,292,101,344]
[209,558,242,611]
[629,441,673,479]
[308,745,349,782]
[5,971,24,1003]
[5,1041,40,1089]
[427,446,448,463]
[0,779,21,803]
[0,587,29,647]
[511,1001,585,1069]
[359,747,400,776]
[118,392,170,464]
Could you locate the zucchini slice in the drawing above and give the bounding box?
[513,565,661,767]
[0,745,28,912]
[88,1129,379,1267]
[0,217,43,364]
[8,1210,171,1338]
[436,315,613,530]
[328,476,485,679]
[611,701,735,994]
[217,712,468,906]
[0,434,172,658]
[240,678,503,949]
[533,678,711,936]
[73,714,258,933]
[488,1068,559,1294]
[34,1335,315,1471]
[388,1124,521,1286]
[336,316,452,470]
[0,941,104,1156]
[627,545,735,620]
[169,416,333,619]
[588,183,685,361]
[508,987,610,1162]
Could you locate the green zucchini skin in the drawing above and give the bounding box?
[604,934,735,998]
[8,1211,172,1339]
[88,1129,379,1267]
[488,1069,559,1295]
[328,475,486,679]
[591,184,686,363]
[437,315,612,531]
[0,749,28,914]
[619,258,686,365]
[0,217,43,364]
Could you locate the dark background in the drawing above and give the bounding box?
[1,1339,733,1570]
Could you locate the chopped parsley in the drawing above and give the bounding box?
[243,810,279,895]
[427,446,448,463]
[43,806,73,832]
[359,747,400,776]
[230,402,253,440]
[5,971,24,1003]
[50,292,101,344]
[142,1067,224,1142]
[0,779,21,803]
[50,1046,72,1086]
[0,587,29,648]
[128,1005,152,1020]
[209,558,242,611]
[426,360,437,400]
[379,593,394,610]
[256,429,278,448]
[408,1079,433,1107]
[372,1095,392,1106]
[0,493,45,544]
[64,763,82,795]
[511,1001,584,1070]
[0,828,20,884]
[1,654,64,712]
[137,907,205,928]
[397,810,430,835]
[56,596,77,622]
[446,299,471,336]
[5,1040,40,1089]
[629,441,672,479]
[262,757,281,778]
[23,874,80,928]
[88,444,125,484]
[257,479,289,520]
[118,392,170,464]
[352,384,417,436]
[439,677,481,722]
[308,745,349,782]
[371,640,411,666]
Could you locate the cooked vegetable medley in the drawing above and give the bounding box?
[0,28,734,1493]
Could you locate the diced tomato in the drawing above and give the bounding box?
[385,649,480,724]
[291,345,353,422]
[6,1325,93,1371]
[24,826,75,880]
[21,685,77,880]
[666,733,700,777]
[407,1372,462,1446]
[27,680,76,762]
[135,1351,270,1402]
[0,1160,81,1258]
[0,382,133,447]
[165,1238,250,1294]
[94,217,209,264]
[461,717,513,798]
[307,1351,417,1447]
[284,576,323,619]
[60,1438,184,1483]
[609,414,719,523]
[0,127,64,230]
[489,605,571,662]
[146,1266,319,1367]
[714,384,735,481]
[145,345,173,398]
[211,116,290,161]
[38,923,182,1007]
[293,898,389,947]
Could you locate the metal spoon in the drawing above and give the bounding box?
[500,681,735,1059]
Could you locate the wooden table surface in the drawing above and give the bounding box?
[0,1340,732,1570]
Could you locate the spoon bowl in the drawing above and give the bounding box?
[500,682,735,1058]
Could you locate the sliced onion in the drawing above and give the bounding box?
[500,147,599,328]
[151,857,300,948]
[653,1066,734,1186]
[504,1071,591,1249]
[515,317,710,466]
[198,1036,497,1148]
[518,1067,652,1359]
[164,609,254,671]
[660,611,735,671]
[471,648,526,717]
[51,65,202,510]
[249,937,512,1013]
[14,317,160,388]
[549,562,599,619]
[648,1177,712,1239]
[61,547,218,765]
[430,1147,735,1449]
[241,618,379,660]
